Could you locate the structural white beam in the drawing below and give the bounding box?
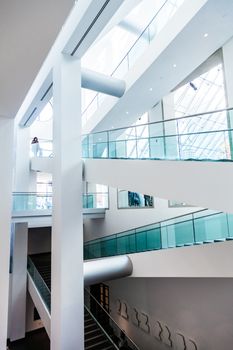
[82,68,125,97]
[16,0,124,126]
[84,256,133,286]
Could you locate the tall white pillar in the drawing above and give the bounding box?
[51,53,84,350]
[10,223,28,341]
[0,117,14,350]
[223,37,233,158]
[223,37,233,107]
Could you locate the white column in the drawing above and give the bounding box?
[0,117,14,350]
[51,53,84,350]
[223,37,233,157]
[223,37,233,107]
[10,223,28,341]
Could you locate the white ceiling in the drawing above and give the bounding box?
[0,0,74,119]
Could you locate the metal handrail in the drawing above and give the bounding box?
[82,0,174,116]
[84,288,140,350]
[85,209,220,244]
[84,305,120,350]
[82,107,233,136]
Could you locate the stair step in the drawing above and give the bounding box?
[85,333,105,345]
[85,328,102,338]
[85,339,110,350]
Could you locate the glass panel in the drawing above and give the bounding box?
[146,228,161,250]
[174,219,194,246]
[136,231,147,252]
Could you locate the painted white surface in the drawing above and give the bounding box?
[26,292,44,333]
[51,54,84,350]
[84,0,233,133]
[30,157,53,174]
[129,240,233,277]
[0,117,14,350]
[13,127,36,192]
[10,223,28,341]
[223,36,233,107]
[27,273,51,337]
[84,159,233,214]
[108,277,233,350]
[16,0,125,126]
[84,187,202,241]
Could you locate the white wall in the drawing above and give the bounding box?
[14,126,37,192]
[107,277,233,350]
[129,240,233,277]
[84,187,202,241]
[85,159,233,214]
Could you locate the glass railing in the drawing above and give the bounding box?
[28,257,51,311]
[12,192,109,212]
[84,209,233,259]
[82,108,233,161]
[83,192,109,209]
[12,192,52,211]
[84,289,139,350]
[82,0,185,124]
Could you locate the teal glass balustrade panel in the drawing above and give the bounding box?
[114,140,127,158]
[13,193,52,211]
[146,227,162,250]
[149,137,165,159]
[226,213,233,238]
[83,194,94,208]
[136,230,147,252]
[164,135,180,159]
[28,258,51,311]
[102,238,117,257]
[117,236,129,255]
[84,209,233,260]
[117,230,135,254]
[128,234,136,253]
[174,219,194,246]
[193,211,228,242]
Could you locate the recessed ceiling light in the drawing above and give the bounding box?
[173,63,177,68]
[204,33,209,38]
[126,111,129,114]
[149,87,153,91]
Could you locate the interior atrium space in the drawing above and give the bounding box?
[1,0,233,350]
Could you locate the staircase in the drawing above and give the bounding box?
[84,309,116,350]
[29,253,118,350]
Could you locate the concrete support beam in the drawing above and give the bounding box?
[82,68,126,97]
[10,223,28,341]
[0,117,14,350]
[51,53,84,350]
